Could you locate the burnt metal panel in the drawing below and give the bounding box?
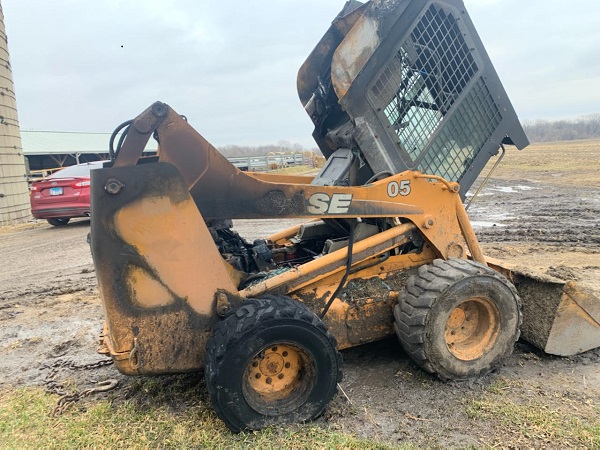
[299,0,529,195]
[89,162,237,374]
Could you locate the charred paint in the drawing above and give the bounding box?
[90,161,238,375]
[256,190,306,216]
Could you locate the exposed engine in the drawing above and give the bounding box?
[209,218,423,289]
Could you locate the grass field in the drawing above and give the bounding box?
[485,138,600,187]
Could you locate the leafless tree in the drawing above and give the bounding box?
[524,113,600,142]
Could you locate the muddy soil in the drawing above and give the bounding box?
[1,172,599,447]
[470,178,600,297]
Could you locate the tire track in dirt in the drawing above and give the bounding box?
[468,179,600,247]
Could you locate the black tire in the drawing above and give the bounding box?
[205,295,342,432]
[394,258,521,380]
[47,218,70,226]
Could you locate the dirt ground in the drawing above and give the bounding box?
[1,140,599,447]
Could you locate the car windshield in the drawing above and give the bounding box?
[48,161,105,179]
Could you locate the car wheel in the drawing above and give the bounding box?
[47,218,70,226]
[205,295,342,432]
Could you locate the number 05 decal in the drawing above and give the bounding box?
[387,180,411,197]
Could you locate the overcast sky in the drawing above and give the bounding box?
[3,0,599,148]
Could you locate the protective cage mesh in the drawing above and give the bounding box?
[368,2,502,182]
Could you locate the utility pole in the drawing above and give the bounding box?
[0,0,30,225]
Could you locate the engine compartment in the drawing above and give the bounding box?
[209,218,423,289]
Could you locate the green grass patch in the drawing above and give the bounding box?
[465,395,600,448]
[0,386,394,449]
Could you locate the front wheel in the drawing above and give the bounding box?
[205,295,342,432]
[394,258,521,380]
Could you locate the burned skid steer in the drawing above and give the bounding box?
[90,0,600,432]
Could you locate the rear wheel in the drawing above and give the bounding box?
[394,258,521,380]
[205,295,342,432]
[47,218,70,226]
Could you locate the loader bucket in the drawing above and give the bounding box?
[487,258,600,356]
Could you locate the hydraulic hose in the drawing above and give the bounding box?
[319,219,357,319]
[108,119,134,161]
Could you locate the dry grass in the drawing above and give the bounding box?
[463,376,600,448]
[483,138,600,187]
[0,220,45,235]
[268,165,319,175]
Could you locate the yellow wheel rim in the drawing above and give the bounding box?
[444,297,500,361]
[245,344,309,406]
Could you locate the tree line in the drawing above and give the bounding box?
[523,113,600,143]
[215,114,600,155]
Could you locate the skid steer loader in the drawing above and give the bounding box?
[90,0,600,432]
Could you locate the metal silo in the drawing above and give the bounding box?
[0,1,30,225]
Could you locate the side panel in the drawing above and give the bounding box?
[90,162,238,374]
[293,250,437,349]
